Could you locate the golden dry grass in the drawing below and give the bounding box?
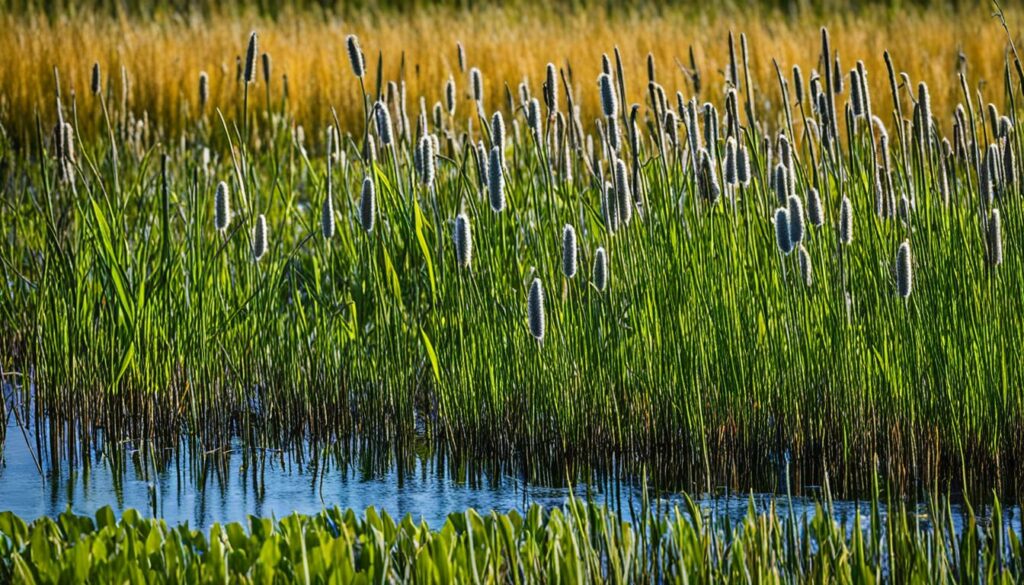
[0,3,1019,140]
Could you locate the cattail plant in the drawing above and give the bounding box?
[491,111,505,154]
[840,196,853,245]
[774,208,793,255]
[199,72,209,110]
[896,240,913,299]
[598,73,617,118]
[593,247,608,291]
[724,137,737,185]
[736,145,750,186]
[454,213,472,269]
[528,278,545,341]
[614,158,632,225]
[346,35,365,78]
[360,176,376,232]
[792,65,804,105]
[90,63,101,96]
[545,63,558,114]
[562,224,578,279]
[261,53,271,86]
[527,98,541,140]
[788,194,804,245]
[215,181,231,231]
[470,67,483,103]
[418,136,435,187]
[445,77,456,116]
[244,32,258,84]
[798,245,813,286]
[988,208,1003,267]
[488,146,505,212]
[773,164,788,206]
[807,188,823,227]
[374,101,393,146]
[253,214,268,261]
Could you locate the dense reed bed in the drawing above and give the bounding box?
[3,3,1024,499]
[2,492,1022,582]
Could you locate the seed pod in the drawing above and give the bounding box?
[593,247,608,291]
[374,101,393,146]
[470,67,483,102]
[840,196,853,245]
[989,208,1003,266]
[562,224,578,279]
[491,111,505,154]
[488,146,505,212]
[199,72,209,109]
[244,32,258,84]
[798,245,813,286]
[614,158,631,225]
[445,76,456,116]
[360,176,376,232]
[253,214,268,260]
[321,189,335,239]
[346,35,365,78]
[261,52,271,86]
[598,73,617,118]
[91,62,101,96]
[788,194,805,245]
[736,145,750,186]
[454,213,472,269]
[896,240,913,299]
[528,278,545,341]
[214,181,230,231]
[774,207,793,255]
[807,188,823,227]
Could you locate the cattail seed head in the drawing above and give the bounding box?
[321,192,335,239]
[798,245,813,286]
[91,62,101,96]
[253,214,268,260]
[360,176,376,232]
[491,111,505,154]
[807,188,823,227]
[374,101,393,146]
[736,145,751,186]
[917,82,931,135]
[840,196,853,245]
[724,137,737,185]
[598,73,617,118]
[456,42,465,72]
[470,67,483,102]
[454,213,472,269]
[614,158,632,225]
[244,32,258,84]
[593,247,608,291]
[198,72,209,110]
[792,65,804,105]
[445,76,456,116]
[545,63,558,113]
[773,163,788,206]
[896,240,913,299]
[562,224,578,279]
[788,194,805,245]
[774,207,793,255]
[261,52,271,86]
[528,278,546,341]
[527,97,541,137]
[989,208,1003,266]
[475,141,488,192]
[418,135,435,187]
[488,146,505,212]
[214,181,231,231]
[346,35,365,78]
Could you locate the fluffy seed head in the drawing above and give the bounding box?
[374,101,393,146]
[488,146,505,212]
[724,137,737,185]
[614,158,631,225]
[807,188,823,227]
[896,240,913,299]
[561,224,578,279]
[774,207,793,255]
[788,194,805,245]
[457,42,465,72]
[470,67,483,102]
[454,213,472,269]
[244,32,258,84]
[214,181,230,231]
[491,111,505,153]
[736,145,750,186]
[593,247,608,291]
[527,98,541,136]
[321,191,335,239]
[261,52,271,86]
[545,63,558,113]
[253,214,268,260]
[445,77,456,116]
[360,176,376,232]
[598,73,617,118]
[418,135,435,187]
[798,245,813,286]
[346,35,365,78]
[839,196,853,245]
[773,163,788,206]
[527,278,546,341]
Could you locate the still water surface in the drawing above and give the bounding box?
[1,421,1020,536]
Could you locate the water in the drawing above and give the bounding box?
[1,420,1020,537]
